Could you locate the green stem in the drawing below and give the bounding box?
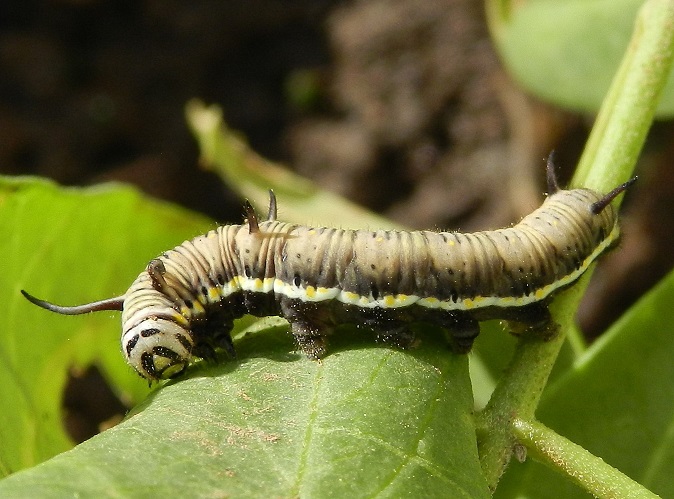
[575,0,674,190]
[512,418,659,499]
[475,298,570,490]
[477,0,674,490]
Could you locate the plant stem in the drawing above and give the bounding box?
[475,301,570,490]
[575,0,674,190]
[477,0,674,490]
[512,418,660,499]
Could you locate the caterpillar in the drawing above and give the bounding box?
[22,157,635,382]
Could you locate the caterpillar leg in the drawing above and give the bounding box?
[504,303,559,341]
[507,319,560,341]
[190,311,238,361]
[190,329,236,361]
[290,321,331,359]
[374,326,417,350]
[366,313,417,349]
[435,313,480,353]
[191,328,236,360]
[213,330,237,358]
[280,298,335,359]
[450,318,481,353]
[191,342,218,362]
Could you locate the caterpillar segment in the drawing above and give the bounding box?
[22,165,635,381]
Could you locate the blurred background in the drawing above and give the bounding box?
[2,0,674,438]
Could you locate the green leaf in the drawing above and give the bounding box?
[1,176,490,495]
[487,0,674,116]
[496,268,674,498]
[0,176,213,475]
[0,327,489,497]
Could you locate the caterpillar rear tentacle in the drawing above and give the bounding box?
[22,167,636,382]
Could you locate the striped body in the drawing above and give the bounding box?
[120,187,619,380]
[23,159,633,382]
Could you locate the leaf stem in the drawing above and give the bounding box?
[475,319,567,490]
[512,418,660,499]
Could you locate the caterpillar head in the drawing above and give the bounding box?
[20,289,194,382]
[122,318,194,381]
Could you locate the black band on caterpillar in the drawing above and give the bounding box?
[22,161,635,381]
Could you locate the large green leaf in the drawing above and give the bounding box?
[495,268,674,498]
[0,177,213,475]
[0,321,489,497]
[488,0,674,116]
[0,175,491,495]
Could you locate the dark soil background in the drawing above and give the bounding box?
[2,0,674,441]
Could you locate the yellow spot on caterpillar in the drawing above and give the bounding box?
[305,285,316,298]
[208,288,220,300]
[448,240,455,246]
[384,294,416,307]
[180,298,205,316]
[384,295,395,307]
[308,229,316,235]
[376,237,384,243]
[152,355,172,372]
[419,296,440,308]
[172,312,190,326]
[464,298,474,309]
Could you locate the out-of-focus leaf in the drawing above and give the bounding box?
[488,0,674,116]
[0,176,213,475]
